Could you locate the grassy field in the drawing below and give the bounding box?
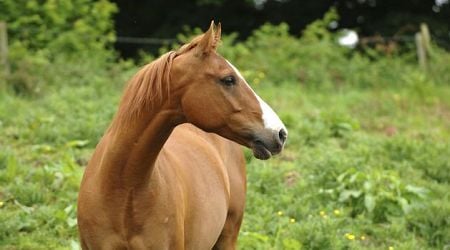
[1,67,449,249]
[0,17,449,249]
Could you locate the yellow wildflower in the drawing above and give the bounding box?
[0,201,3,207]
[345,233,355,240]
[319,211,326,217]
[289,218,296,223]
[360,235,366,240]
[388,247,394,250]
[333,209,341,215]
[277,211,283,216]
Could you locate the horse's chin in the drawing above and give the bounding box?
[251,141,272,160]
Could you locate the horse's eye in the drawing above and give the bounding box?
[220,76,236,86]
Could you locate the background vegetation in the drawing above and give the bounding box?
[0,1,449,249]
[112,0,450,57]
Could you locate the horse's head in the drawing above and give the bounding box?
[171,21,287,160]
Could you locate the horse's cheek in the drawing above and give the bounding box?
[182,97,222,130]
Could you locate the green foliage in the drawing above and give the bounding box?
[301,7,339,42]
[236,84,449,250]
[1,7,450,249]
[0,0,118,95]
[336,168,427,222]
[215,9,449,91]
[6,45,50,95]
[407,198,450,247]
[0,0,117,54]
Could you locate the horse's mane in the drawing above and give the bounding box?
[111,35,207,129]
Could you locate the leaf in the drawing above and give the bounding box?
[64,205,73,214]
[364,194,376,212]
[349,173,359,183]
[337,122,353,131]
[405,185,428,198]
[398,197,410,214]
[337,172,347,182]
[283,238,303,250]
[65,140,89,148]
[31,144,55,153]
[13,200,34,214]
[363,181,372,191]
[67,217,77,228]
[339,190,362,202]
[242,232,269,243]
[70,240,81,250]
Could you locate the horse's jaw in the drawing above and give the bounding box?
[251,141,273,160]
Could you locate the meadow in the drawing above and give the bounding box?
[1,18,449,250]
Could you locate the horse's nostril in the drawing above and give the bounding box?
[278,128,287,144]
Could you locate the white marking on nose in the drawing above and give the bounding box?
[226,60,287,134]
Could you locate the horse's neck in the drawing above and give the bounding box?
[98,106,182,191]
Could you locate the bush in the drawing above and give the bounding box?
[0,0,118,95]
[0,0,117,55]
[336,168,427,222]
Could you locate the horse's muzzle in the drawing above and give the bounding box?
[251,128,287,160]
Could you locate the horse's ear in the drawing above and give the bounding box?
[215,22,221,43]
[196,21,219,57]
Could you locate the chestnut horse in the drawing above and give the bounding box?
[77,22,287,250]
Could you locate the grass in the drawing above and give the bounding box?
[240,83,450,249]
[0,71,449,249]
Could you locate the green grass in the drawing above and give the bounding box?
[0,75,449,249]
[239,83,450,250]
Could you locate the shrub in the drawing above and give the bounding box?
[0,0,117,55]
[0,0,118,95]
[336,168,427,223]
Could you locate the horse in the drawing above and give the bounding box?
[77,21,287,250]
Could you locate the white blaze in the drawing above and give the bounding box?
[226,60,287,133]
